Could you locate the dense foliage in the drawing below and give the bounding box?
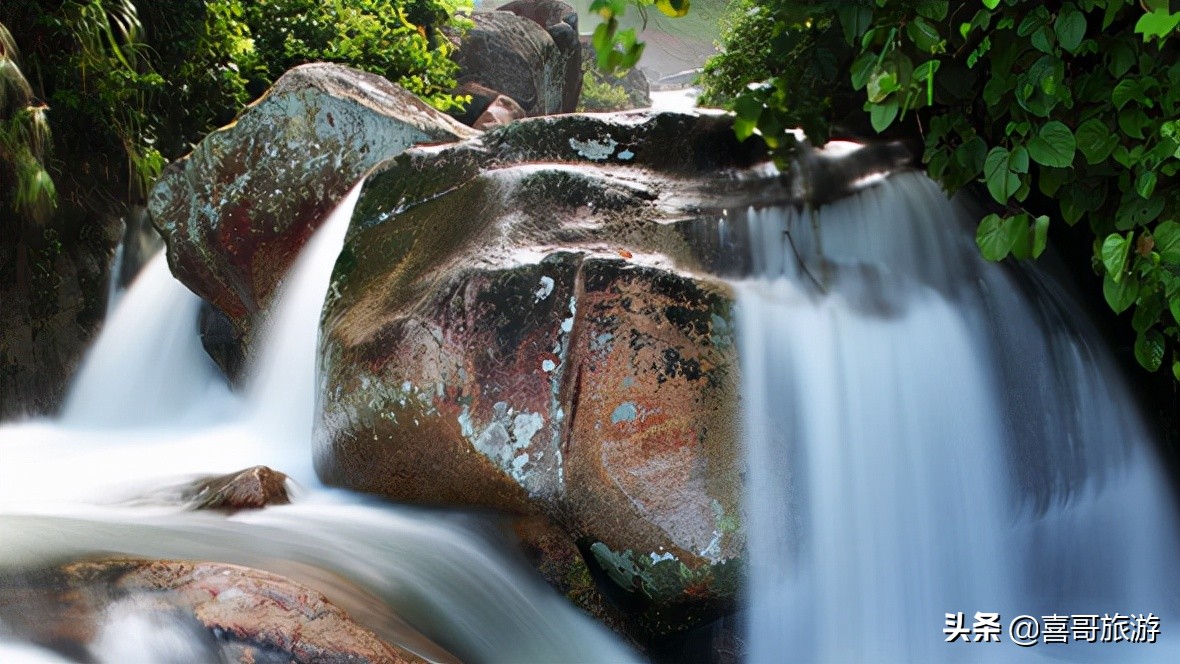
[0,0,471,227]
[0,22,55,223]
[690,0,1180,382]
[577,69,633,112]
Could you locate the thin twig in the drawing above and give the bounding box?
[784,229,826,293]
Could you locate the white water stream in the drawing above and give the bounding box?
[0,185,638,663]
[736,172,1180,662]
[3,162,1179,663]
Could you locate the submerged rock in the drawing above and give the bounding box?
[148,63,477,375]
[0,559,426,663]
[315,110,788,639]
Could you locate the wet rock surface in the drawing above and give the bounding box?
[314,110,781,639]
[0,558,426,663]
[0,213,122,419]
[148,63,477,375]
[181,465,291,511]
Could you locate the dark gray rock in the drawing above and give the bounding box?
[449,12,565,116]
[497,0,582,112]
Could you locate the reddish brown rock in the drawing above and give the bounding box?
[183,465,291,511]
[0,559,426,663]
[314,111,781,639]
[148,63,477,374]
[313,111,912,641]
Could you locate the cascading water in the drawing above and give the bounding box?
[4,144,1180,664]
[0,184,638,663]
[733,169,1180,662]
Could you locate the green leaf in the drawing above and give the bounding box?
[983,0,1000,9]
[867,70,900,103]
[1010,215,1034,259]
[913,59,940,82]
[838,4,873,46]
[1170,280,1180,327]
[915,1,948,21]
[1009,145,1030,173]
[984,146,1020,204]
[1133,295,1164,333]
[1118,107,1150,139]
[1136,171,1158,198]
[1112,79,1141,109]
[1108,42,1136,78]
[955,136,987,178]
[1173,361,1180,382]
[1103,272,1140,313]
[1028,121,1076,167]
[1018,5,1052,37]
[732,94,762,141]
[1031,26,1056,53]
[870,98,899,132]
[850,51,877,90]
[977,212,1016,261]
[1055,3,1087,53]
[1116,194,1165,229]
[1134,330,1165,371]
[1134,9,1180,42]
[1057,196,1081,225]
[968,35,992,69]
[1039,167,1069,197]
[1076,118,1117,164]
[1032,215,1050,258]
[1101,232,1132,278]
[906,17,942,52]
[1153,221,1180,262]
[1016,55,1064,116]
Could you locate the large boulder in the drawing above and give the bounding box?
[497,0,582,112]
[314,111,782,640]
[448,11,568,117]
[148,63,477,374]
[314,111,915,642]
[0,558,427,663]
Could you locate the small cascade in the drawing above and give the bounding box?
[61,253,227,429]
[734,172,1180,662]
[103,237,125,314]
[246,184,360,446]
[0,182,639,663]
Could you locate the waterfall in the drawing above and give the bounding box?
[61,253,228,429]
[735,172,1180,662]
[0,183,639,663]
[104,236,125,314]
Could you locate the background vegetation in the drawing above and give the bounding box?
[702,0,1180,383]
[594,0,1180,386]
[0,0,471,230]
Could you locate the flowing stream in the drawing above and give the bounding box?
[734,170,1180,662]
[2,163,1179,663]
[0,185,638,663]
